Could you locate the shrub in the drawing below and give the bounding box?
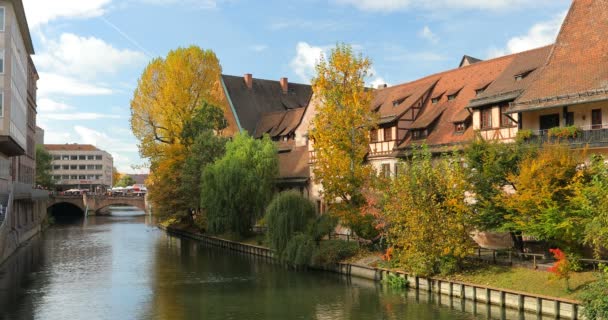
[265,191,317,258]
[283,234,315,267]
[548,248,581,292]
[384,274,408,289]
[311,240,358,268]
[547,126,580,138]
[308,214,339,242]
[515,129,533,142]
[580,264,608,320]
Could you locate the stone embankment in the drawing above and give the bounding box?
[161,225,583,319]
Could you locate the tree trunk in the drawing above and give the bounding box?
[510,232,524,253]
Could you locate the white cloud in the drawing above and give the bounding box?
[369,77,389,89]
[290,42,325,83]
[419,26,439,44]
[41,113,122,121]
[137,0,225,9]
[74,125,139,172]
[35,33,146,80]
[250,44,268,52]
[37,72,113,96]
[333,0,562,12]
[488,11,566,57]
[23,0,111,28]
[38,98,75,112]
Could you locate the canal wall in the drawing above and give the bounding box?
[0,193,48,265]
[161,225,583,320]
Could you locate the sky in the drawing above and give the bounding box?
[23,0,571,173]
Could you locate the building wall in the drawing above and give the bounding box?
[520,101,608,132]
[472,106,519,142]
[48,149,114,190]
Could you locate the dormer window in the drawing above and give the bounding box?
[514,69,536,81]
[475,89,485,96]
[455,122,466,134]
[392,97,408,107]
[447,94,457,101]
[412,130,426,140]
[431,97,440,104]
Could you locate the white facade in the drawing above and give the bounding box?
[47,146,114,190]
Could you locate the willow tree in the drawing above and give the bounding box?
[309,43,377,228]
[265,191,317,259]
[201,133,278,236]
[130,46,224,217]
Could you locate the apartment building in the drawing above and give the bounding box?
[45,144,114,192]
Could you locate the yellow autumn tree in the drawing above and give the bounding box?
[310,43,378,229]
[130,46,224,217]
[383,147,474,276]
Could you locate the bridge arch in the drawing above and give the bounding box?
[95,202,147,215]
[48,202,86,218]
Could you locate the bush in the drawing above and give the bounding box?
[384,274,408,289]
[265,191,317,258]
[308,214,338,242]
[548,126,580,138]
[580,264,608,320]
[311,240,358,268]
[283,234,315,267]
[515,129,533,142]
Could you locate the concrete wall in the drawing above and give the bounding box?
[0,196,47,264]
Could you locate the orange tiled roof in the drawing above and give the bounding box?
[44,144,100,151]
[511,0,608,112]
[468,45,552,110]
[371,77,439,124]
[395,52,517,149]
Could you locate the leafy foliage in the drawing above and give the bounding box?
[384,274,408,289]
[265,191,317,258]
[548,126,581,138]
[309,43,378,230]
[548,248,581,291]
[201,133,278,236]
[580,264,608,320]
[35,145,53,188]
[500,144,588,247]
[311,240,359,268]
[382,146,474,276]
[115,175,136,187]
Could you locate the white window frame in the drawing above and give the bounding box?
[0,92,3,118]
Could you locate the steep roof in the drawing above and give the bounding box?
[371,77,439,124]
[254,108,305,139]
[511,0,608,112]
[278,146,310,180]
[45,144,100,152]
[221,75,312,134]
[397,53,515,149]
[468,45,553,109]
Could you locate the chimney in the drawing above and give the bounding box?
[280,77,288,94]
[244,73,253,89]
[377,84,388,89]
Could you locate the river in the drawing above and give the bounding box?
[0,208,548,320]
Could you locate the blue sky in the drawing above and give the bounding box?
[24,0,571,173]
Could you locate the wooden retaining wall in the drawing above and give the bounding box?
[161,226,583,319]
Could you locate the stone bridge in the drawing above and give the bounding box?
[48,194,148,215]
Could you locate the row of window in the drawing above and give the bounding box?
[53,175,103,181]
[53,164,104,171]
[480,105,516,130]
[53,155,103,161]
[370,128,393,143]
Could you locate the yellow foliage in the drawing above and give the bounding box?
[309,43,378,223]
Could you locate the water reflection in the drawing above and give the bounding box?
[0,208,560,320]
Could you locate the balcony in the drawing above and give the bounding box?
[524,125,608,148]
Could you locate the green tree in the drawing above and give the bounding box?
[179,103,228,213]
[382,147,474,276]
[500,144,587,248]
[464,137,537,250]
[35,145,53,188]
[115,175,137,187]
[309,43,378,231]
[265,191,317,259]
[201,133,278,236]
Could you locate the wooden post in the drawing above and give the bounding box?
[536,297,542,316]
[449,282,453,297]
[500,291,506,308]
[472,287,477,303]
[572,304,578,320]
[485,288,491,305]
[554,301,560,318]
[460,284,465,299]
[415,276,419,289]
[517,295,524,312]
